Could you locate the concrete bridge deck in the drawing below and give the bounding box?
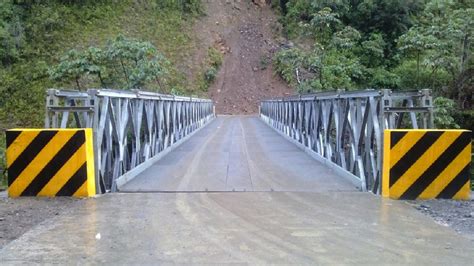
[120,116,354,193]
[1,116,473,264]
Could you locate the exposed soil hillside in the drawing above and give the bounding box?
[193,0,294,114]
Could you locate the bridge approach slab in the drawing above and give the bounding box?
[0,192,473,264]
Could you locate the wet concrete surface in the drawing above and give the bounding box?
[1,116,473,264]
[120,116,355,192]
[1,192,473,264]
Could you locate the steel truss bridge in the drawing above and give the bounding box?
[5,88,474,265]
[46,88,433,194]
[46,89,214,193]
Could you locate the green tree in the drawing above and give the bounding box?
[331,26,361,50]
[304,7,342,44]
[49,49,88,90]
[276,6,366,92]
[49,36,170,91]
[397,1,473,105]
[397,27,439,87]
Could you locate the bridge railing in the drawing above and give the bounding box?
[260,89,433,193]
[45,89,215,193]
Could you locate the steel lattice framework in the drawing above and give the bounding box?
[45,89,215,193]
[260,89,433,193]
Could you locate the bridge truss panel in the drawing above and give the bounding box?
[45,89,215,193]
[260,89,433,193]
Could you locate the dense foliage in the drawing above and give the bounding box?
[274,0,473,120]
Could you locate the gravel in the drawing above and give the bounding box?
[0,191,81,248]
[408,197,474,241]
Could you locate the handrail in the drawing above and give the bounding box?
[260,89,434,193]
[45,88,215,193]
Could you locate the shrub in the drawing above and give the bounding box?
[204,66,217,83]
[274,48,305,86]
[433,97,460,129]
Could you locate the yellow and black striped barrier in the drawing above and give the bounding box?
[383,130,471,200]
[5,129,96,197]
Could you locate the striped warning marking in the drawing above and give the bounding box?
[383,130,471,200]
[5,129,95,197]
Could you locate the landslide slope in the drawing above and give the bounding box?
[193,0,294,114]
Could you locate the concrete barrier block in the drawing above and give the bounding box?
[383,129,471,200]
[5,129,96,197]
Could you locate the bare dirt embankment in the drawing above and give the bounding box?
[193,0,293,114]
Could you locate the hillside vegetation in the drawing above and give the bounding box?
[0,0,217,187]
[274,0,473,130]
[0,0,207,130]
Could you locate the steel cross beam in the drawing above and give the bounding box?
[45,89,215,193]
[260,89,434,193]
